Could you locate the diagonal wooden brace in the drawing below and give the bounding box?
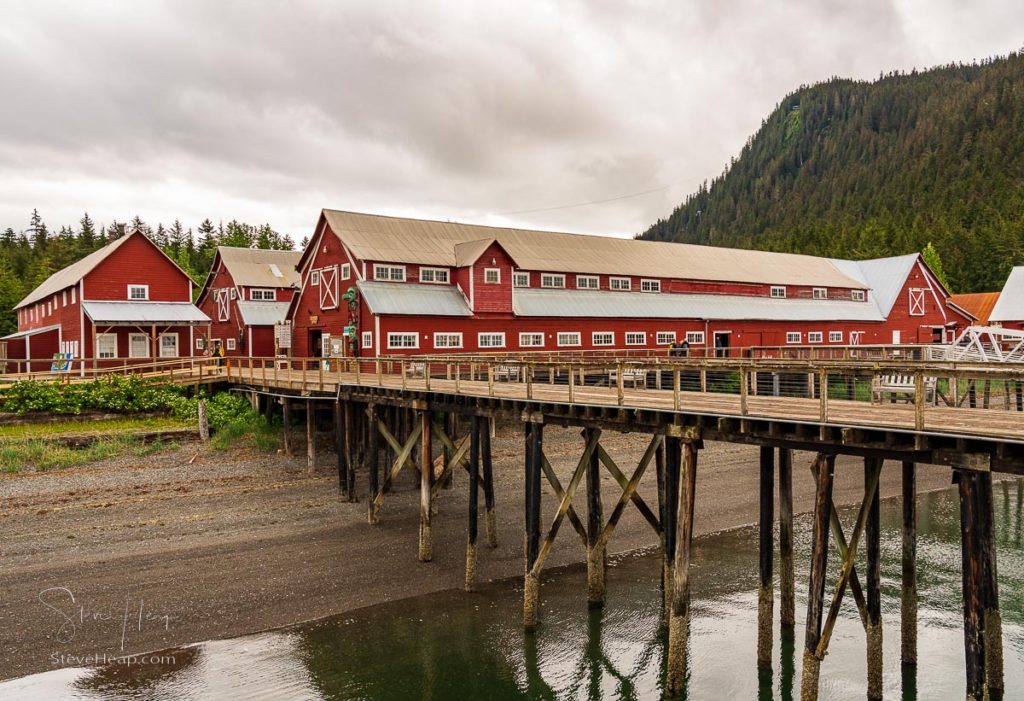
[597,444,661,535]
[596,435,661,551]
[372,419,422,511]
[541,455,589,548]
[431,422,470,497]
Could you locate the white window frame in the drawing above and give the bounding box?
[361,331,372,349]
[159,333,179,358]
[483,268,501,285]
[215,289,230,322]
[310,269,320,286]
[576,275,599,290]
[851,290,865,302]
[46,302,51,315]
[541,273,565,289]
[828,331,843,343]
[96,333,118,359]
[477,332,506,349]
[196,337,206,350]
[513,271,530,288]
[685,331,705,344]
[591,331,614,346]
[62,291,67,306]
[434,332,464,349]
[374,264,406,282]
[812,288,828,300]
[609,277,631,291]
[71,287,76,304]
[519,332,544,348]
[770,286,786,299]
[908,288,925,316]
[656,331,676,345]
[128,333,149,359]
[341,263,351,280]
[640,279,661,293]
[229,288,237,300]
[557,332,581,347]
[387,332,419,349]
[786,332,802,344]
[419,267,450,284]
[226,337,237,351]
[808,332,823,344]
[128,284,149,301]
[625,332,646,346]
[319,265,339,310]
[250,288,276,301]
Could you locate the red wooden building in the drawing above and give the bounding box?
[286,210,973,358]
[195,246,301,358]
[3,229,210,372]
[990,266,1024,331]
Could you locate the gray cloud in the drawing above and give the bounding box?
[0,0,1020,240]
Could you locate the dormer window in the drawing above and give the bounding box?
[812,288,828,300]
[576,275,599,290]
[420,267,449,284]
[374,264,406,282]
[770,286,786,298]
[640,279,661,293]
[483,268,501,284]
[251,289,275,301]
[513,271,530,288]
[851,290,865,302]
[541,273,565,288]
[128,284,149,300]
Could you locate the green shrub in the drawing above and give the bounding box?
[0,375,187,415]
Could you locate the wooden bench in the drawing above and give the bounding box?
[609,367,649,389]
[493,365,521,382]
[871,374,936,404]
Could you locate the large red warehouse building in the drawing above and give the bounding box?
[286,210,973,358]
[3,229,210,371]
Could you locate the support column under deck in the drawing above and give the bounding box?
[367,404,380,524]
[466,415,480,591]
[958,468,986,701]
[418,409,433,562]
[779,447,795,627]
[585,427,605,607]
[865,457,883,700]
[666,440,698,696]
[758,445,775,667]
[523,419,543,632]
[482,417,498,548]
[901,461,917,667]
[800,454,834,701]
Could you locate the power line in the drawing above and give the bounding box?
[488,184,671,217]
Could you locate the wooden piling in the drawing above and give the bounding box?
[197,399,209,442]
[779,447,795,627]
[345,401,356,500]
[524,418,543,632]
[666,440,697,696]
[335,399,346,494]
[655,438,667,617]
[865,457,883,700]
[800,454,834,701]
[585,427,605,607]
[757,445,775,666]
[979,472,1004,698]
[306,400,315,473]
[282,398,291,455]
[958,468,986,701]
[367,405,380,524]
[466,415,480,591]
[482,416,497,548]
[418,410,433,562]
[662,436,681,625]
[901,461,917,667]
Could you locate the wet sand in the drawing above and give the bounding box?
[0,423,954,680]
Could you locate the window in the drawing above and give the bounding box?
[250,288,275,301]
[576,275,599,290]
[519,332,544,348]
[341,263,351,280]
[361,331,372,349]
[541,273,565,288]
[557,332,581,347]
[625,332,646,346]
[483,268,501,284]
[229,288,237,300]
[829,331,843,343]
[656,331,676,345]
[128,284,149,300]
[812,288,828,300]
[478,332,505,348]
[610,277,631,291]
[770,286,786,298]
[592,331,614,346]
[434,332,463,349]
[786,332,801,344]
[420,267,450,284]
[641,279,661,293]
[226,338,237,351]
[62,291,67,306]
[129,334,149,359]
[159,334,179,358]
[71,288,76,303]
[46,302,51,315]
[685,331,705,344]
[513,272,530,288]
[387,332,419,349]
[96,333,117,359]
[808,332,823,344]
[310,269,320,286]
[908,288,925,316]
[851,290,865,302]
[374,264,406,282]
[196,337,206,351]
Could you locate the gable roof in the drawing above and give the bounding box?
[16,231,137,309]
[949,292,1000,325]
[357,280,472,317]
[217,247,302,288]
[990,266,1024,321]
[828,253,919,317]
[321,210,867,289]
[454,238,514,267]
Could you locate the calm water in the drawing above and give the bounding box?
[5,481,1024,700]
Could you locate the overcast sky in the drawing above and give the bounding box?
[1,1,1021,243]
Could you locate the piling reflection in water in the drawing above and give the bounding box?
[4,481,1023,700]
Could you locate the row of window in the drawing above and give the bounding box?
[786,331,856,344]
[515,272,661,292]
[95,332,179,359]
[383,330,707,350]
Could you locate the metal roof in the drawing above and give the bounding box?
[237,301,292,326]
[454,239,500,267]
[949,292,1000,324]
[15,232,136,309]
[512,288,885,321]
[1,324,61,340]
[828,253,918,317]
[991,266,1024,321]
[217,247,302,288]
[357,280,472,317]
[82,301,211,325]
[323,210,867,289]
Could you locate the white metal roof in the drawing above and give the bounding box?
[237,301,292,326]
[15,233,136,309]
[82,301,211,325]
[217,247,302,288]
[991,266,1024,321]
[1,324,61,340]
[323,210,867,289]
[357,281,472,317]
[829,253,919,317]
[513,288,885,321]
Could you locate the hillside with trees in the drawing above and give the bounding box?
[0,211,295,336]
[640,51,1024,294]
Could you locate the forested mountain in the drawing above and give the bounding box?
[640,51,1024,294]
[0,211,295,335]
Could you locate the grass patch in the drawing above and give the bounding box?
[0,416,190,440]
[0,435,179,472]
[209,414,280,452]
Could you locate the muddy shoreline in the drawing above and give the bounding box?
[0,425,955,681]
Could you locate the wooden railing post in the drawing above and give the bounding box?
[616,362,624,406]
[568,363,575,403]
[526,363,533,400]
[673,366,681,412]
[914,372,925,432]
[819,368,828,424]
[487,364,494,396]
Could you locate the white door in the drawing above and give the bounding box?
[159,333,179,358]
[892,330,901,345]
[319,265,339,309]
[216,290,230,322]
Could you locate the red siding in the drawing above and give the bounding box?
[84,234,193,302]
[468,242,513,314]
[291,223,362,359]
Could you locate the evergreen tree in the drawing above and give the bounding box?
[79,212,96,251]
[922,242,952,291]
[0,260,22,335]
[28,209,48,249]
